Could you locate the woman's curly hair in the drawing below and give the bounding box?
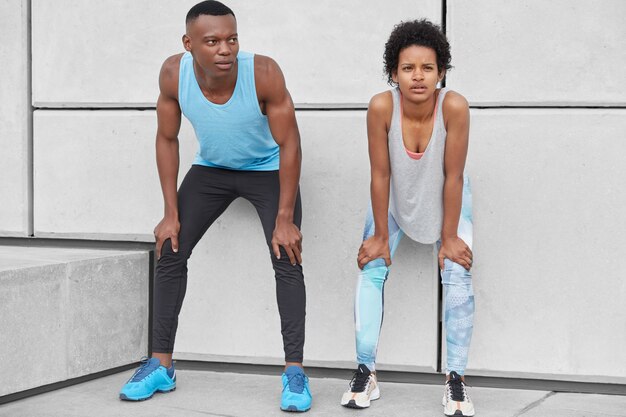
[383,19,451,86]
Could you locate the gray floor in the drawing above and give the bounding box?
[1,370,625,417]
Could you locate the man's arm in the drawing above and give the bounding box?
[255,56,302,265]
[438,91,473,270]
[357,92,393,269]
[154,54,183,259]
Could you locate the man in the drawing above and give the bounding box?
[119,1,312,412]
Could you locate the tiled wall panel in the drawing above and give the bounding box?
[32,0,440,106]
[447,0,626,105]
[33,110,196,239]
[0,0,29,235]
[175,112,439,371]
[34,110,440,369]
[465,109,626,382]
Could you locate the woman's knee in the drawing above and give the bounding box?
[441,259,472,286]
[359,265,389,288]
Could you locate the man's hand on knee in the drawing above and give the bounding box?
[154,216,180,259]
[271,220,303,265]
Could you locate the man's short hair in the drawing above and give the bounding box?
[186,1,235,24]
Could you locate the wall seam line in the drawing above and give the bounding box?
[436,0,448,374]
[29,105,626,111]
[27,0,34,237]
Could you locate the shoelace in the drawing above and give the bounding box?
[446,378,466,402]
[286,372,306,394]
[350,369,370,393]
[129,357,159,383]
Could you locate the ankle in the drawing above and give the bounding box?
[152,352,173,368]
[284,362,303,371]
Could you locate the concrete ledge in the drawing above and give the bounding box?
[0,246,150,397]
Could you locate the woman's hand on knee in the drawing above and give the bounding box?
[438,236,472,271]
[358,235,391,269]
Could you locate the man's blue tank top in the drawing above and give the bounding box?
[178,51,279,171]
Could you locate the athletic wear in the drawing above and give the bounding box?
[441,176,474,374]
[405,147,424,160]
[119,357,176,401]
[147,49,308,407]
[152,166,306,362]
[354,177,474,375]
[340,364,380,409]
[178,51,280,171]
[388,88,449,244]
[281,366,312,412]
[442,371,475,416]
[355,212,403,371]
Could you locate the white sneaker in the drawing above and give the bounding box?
[442,371,475,416]
[340,364,380,409]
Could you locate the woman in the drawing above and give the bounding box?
[340,19,476,417]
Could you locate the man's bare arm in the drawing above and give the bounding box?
[154,54,183,259]
[255,55,303,265]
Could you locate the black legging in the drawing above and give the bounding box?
[152,165,306,362]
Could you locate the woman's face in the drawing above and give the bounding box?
[392,45,444,103]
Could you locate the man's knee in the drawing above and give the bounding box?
[157,239,192,267]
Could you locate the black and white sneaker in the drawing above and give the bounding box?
[442,371,475,416]
[340,364,380,409]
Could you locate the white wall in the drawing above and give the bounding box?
[32,0,440,107]
[175,113,440,372]
[33,110,442,371]
[29,0,444,374]
[0,0,30,236]
[32,111,194,240]
[447,0,626,106]
[466,109,626,382]
[5,0,626,384]
[446,0,626,382]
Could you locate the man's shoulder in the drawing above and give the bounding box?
[251,53,285,99]
[159,53,185,98]
[162,53,186,74]
[252,53,281,75]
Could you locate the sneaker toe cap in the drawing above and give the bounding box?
[281,391,312,411]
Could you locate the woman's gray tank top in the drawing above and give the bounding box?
[388,87,448,244]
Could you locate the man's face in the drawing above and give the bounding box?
[183,14,239,75]
[392,45,443,103]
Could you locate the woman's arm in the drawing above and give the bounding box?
[439,91,473,270]
[357,92,393,269]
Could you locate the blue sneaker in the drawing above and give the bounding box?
[280,366,312,412]
[119,357,176,401]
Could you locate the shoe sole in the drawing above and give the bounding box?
[341,387,381,409]
[442,396,474,416]
[280,404,311,412]
[343,399,366,409]
[119,386,176,401]
[442,404,474,417]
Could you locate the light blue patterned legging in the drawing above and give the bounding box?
[355,177,474,375]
